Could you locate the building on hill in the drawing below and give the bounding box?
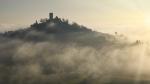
[30,12,69,28]
[31,12,54,27]
[49,13,53,20]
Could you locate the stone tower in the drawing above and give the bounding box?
[49,13,53,20]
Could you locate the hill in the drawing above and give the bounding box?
[0,13,115,47]
[0,13,142,84]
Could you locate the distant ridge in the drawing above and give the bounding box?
[0,12,115,47]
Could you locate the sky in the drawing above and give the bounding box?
[1,0,150,35]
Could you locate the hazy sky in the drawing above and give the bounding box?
[1,0,150,33]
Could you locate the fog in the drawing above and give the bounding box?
[0,28,150,84]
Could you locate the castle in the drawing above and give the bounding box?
[31,12,55,27]
[49,13,53,20]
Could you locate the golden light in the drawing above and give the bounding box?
[144,14,150,27]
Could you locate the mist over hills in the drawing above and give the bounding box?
[0,13,147,84]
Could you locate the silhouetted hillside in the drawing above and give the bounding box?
[0,13,115,47]
[2,13,92,37]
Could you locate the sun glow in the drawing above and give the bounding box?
[144,15,150,28]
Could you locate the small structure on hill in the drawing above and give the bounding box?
[49,13,53,20]
[31,12,54,27]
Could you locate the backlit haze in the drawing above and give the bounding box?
[2,1,150,84]
[0,0,150,40]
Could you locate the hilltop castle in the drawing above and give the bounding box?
[31,12,55,27]
[30,12,69,28]
[49,13,53,20]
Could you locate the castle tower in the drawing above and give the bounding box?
[49,13,53,20]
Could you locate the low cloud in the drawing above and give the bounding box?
[0,20,150,84]
[0,29,150,84]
